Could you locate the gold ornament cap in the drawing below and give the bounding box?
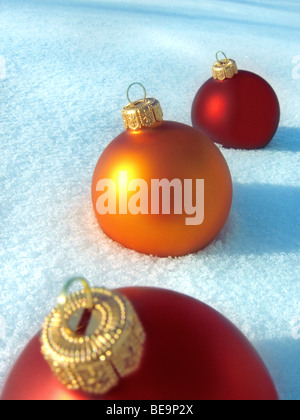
[212,51,238,81]
[41,278,145,395]
[122,83,163,131]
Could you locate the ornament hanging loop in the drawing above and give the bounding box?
[216,51,229,63]
[212,52,238,81]
[58,277,94,310]
[42,280,146,395]
[127,82,147,106]
[122,83,163,130]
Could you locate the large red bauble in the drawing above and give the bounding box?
[92,121,232,257]
[192,70,280,149]
[2,287,278,400]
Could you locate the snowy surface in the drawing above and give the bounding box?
[0,0,299,400]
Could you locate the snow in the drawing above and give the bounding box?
[0,0,299,400]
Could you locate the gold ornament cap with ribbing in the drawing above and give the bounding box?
[212,51,238,81]
[122,83,163,131]
[41,278,145,395]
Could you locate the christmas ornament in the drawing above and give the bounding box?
[92,83,233,257]
[192,52,280,149]
[2,278,278,400]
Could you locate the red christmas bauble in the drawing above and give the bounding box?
[2,287,278,400]
[92,86,232,257]
[192,55,280,149]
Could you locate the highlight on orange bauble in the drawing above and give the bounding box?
[192,52,280,149]
[92,83,233,257]
[1,278,279,401]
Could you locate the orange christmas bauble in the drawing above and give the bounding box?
[92,86,232,257]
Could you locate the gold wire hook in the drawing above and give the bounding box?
[216,51,229,63]
[58,277,94,310]
[127,82,147,106]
